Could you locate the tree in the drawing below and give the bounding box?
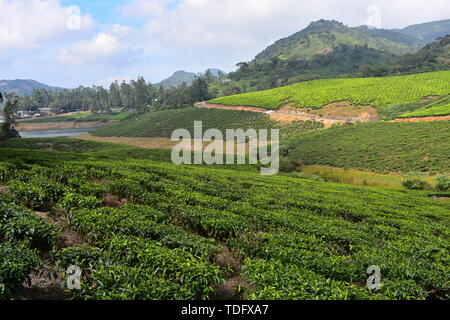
[0,93,21,141]
[190,76,210,102]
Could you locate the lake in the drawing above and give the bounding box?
[19,128,93,138]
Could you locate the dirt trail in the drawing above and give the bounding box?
[395,115,450,122]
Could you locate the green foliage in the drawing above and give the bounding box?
[283,121,450,174]
[209,70,450,110]
[0,201,57,250]
[435,174,450,192]
[0,243,41,299]
[399,96,450,118]
[0,142,448,300]
[402,179,432,190]
[92,107,324,138]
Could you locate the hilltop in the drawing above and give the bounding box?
[397,19,450,43]
[212,19,450,94]
[0,79,59,96]
[155,69,225,88]
[254,20,420,63]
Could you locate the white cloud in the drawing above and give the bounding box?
[0,0,94,53]
[2,0,449,87]
[57,25,137,66]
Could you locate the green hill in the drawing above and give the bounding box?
[254,20,418,63]
[209,70,450,110]
[91,107,324,138]
[282,121,449,174]
[155,69,225,89]
[154,71,197,89]
[398,19,450,43]
[367,35,450,76]
[0,79,59,96]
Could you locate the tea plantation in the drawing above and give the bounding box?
[282,121,450,174]
[0,143,448,300]
[91,107,324,138]
[209,70,450,110]
[399,96,450,118]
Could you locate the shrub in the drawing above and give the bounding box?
[402,179,432,190]
[435,174,450,192]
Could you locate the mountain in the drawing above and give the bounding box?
[397,19,450,43]
[155,69,226,89]
[0,79,59,96]
[211,19,450,96]
[355,25,424,46]
[367,35,450,76]
[155,71,197,89]
[254,20,419,63]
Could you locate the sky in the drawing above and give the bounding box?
[0,0,449,88]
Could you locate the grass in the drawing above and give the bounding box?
[298,165,438,189]
[283,121,450,174]
[209,70,450,110]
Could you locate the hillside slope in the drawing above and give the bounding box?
[0,79,59,96]
[254,20,418,63]
[209,70,450,110]
[399,96,450,118]
[91,107,324,138]
[283,121,449,174]
[368,35,450,76]
[398,19,450,43]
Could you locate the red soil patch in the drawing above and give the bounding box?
[202,103,267,113]
[395,115,450,122]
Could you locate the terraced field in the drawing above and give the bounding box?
[0,143,449,300]
[92,107,324,138]
[399,96,450,118]
[209,71,450,110]
[282,121,450,174]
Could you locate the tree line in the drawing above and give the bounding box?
[16,71,219,115]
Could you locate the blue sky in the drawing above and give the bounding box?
[1,0,448,88]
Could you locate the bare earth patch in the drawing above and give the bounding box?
[395,115,450,122]
[198,101,379,127]
[200,102,267,113]
[212,247,253,300]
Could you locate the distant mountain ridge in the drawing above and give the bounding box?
[212,18,450,95]
[155,68,225,89]
[254,20,421,63]
[397,19,450,43]
[254,19,450,64]
[0,79,59,96]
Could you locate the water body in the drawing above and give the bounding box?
[19,128,93,138]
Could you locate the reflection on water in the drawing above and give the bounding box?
[19,128,93,138]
